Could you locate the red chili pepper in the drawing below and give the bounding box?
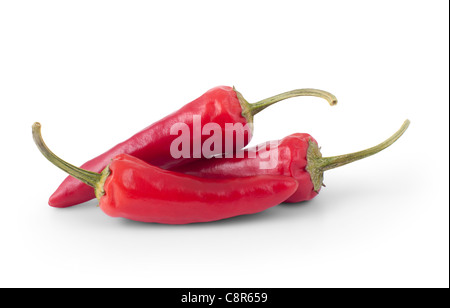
[171,120,410,203]
[33,123,298,224]
[49,86,336,208]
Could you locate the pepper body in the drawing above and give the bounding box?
[33,118,410,224]
[48,87,337,208]
[171,133,319,203]
[50,86,250,208]
[100,154,298,224]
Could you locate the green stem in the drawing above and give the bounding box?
[249,88,338,116]
[32,122,109,199]
[306,120,410,191]
[235,88,337,126]
[320,120,410,170]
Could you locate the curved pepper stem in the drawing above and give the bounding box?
[32,122,109,199]
[306,120,410,192]
[250,88,338,115]
[236,88,337,125]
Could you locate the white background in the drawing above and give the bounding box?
[0,1,448,288]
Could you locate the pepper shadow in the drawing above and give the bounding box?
[115,198,325,229]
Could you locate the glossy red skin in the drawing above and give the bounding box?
[171,133,320,203]
[50,86,251,208]
[100,154,298,224]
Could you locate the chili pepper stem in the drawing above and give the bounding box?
[306,120,410,192]
[235,88,338,125]
[32,122,109,199]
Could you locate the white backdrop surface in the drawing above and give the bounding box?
[0,1,448,288]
